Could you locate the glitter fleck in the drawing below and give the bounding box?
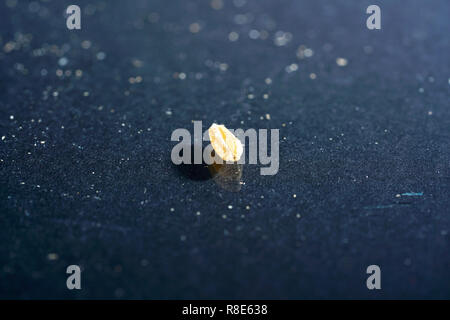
[249,29,260,39]
[58,57,68,67]
[228,31,239,42]
[189,22,201,33]
[211,0,224,10]
[96,52,106,60]
[336,57,348,67]
[285,63,298,73]
[304,48,313,57]
[401,192,423,197]
[234,14,248,25]
[81,40,92,49]
[219,63,228,71]
[274,31,292,47]
[47,253,59,261]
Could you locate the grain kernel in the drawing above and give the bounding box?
[208,123,243,162]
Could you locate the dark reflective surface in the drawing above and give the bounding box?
[209,163,244,192]
[174,144,212,181]
[0,0,449,299]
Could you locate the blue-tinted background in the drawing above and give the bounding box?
[0,0,449,298]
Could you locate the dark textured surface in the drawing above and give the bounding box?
[0,0,449,299]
